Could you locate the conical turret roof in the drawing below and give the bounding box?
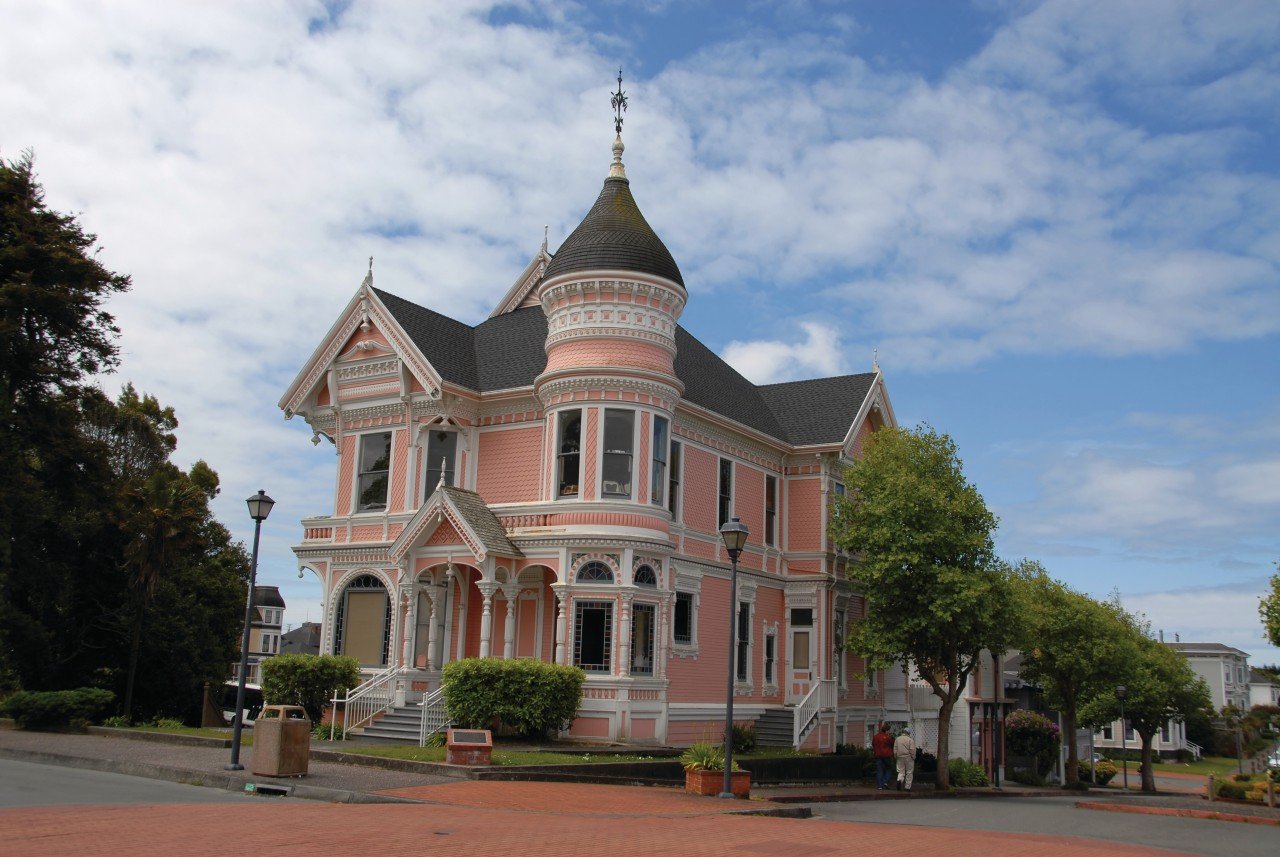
[543,172,684,287]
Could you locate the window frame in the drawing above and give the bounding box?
[556,409,583,499]
[718,457,733,527]
[764,632,777,688]
[601,408,635,499]
[424,428,458,493]
[650,415,669,507]
[673,590,697,650]
[355,430,393,513]
[764,474,777,547]
[735,601,751,684]
[572,599,614,674]
[630,602,656,676]
[668,440,682,521]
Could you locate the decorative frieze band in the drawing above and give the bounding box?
[336,358,399,381]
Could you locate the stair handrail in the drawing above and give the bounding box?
[793,679,838,747]
[418,686,449,747]
[336,665,402,740]
[1183,738,1203,760]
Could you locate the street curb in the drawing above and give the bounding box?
[309,748,473,779]
[1075,800,1280,827]
[0,747,418,805]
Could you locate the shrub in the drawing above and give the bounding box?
[441,658,584,737]
[1078,759,1118,785]
[680,741,741,772]
[1005,710,1061,777]
[1215,779,1246,800]
[732,724,757,754]
[153,717,185,729]
[948,757,990,787]
[262,654,361,723]
[1008,769,1048,786]
[100,715,130,728]
[1232,772,1251,782]
[914,749,938,773]
[0,688,116,729]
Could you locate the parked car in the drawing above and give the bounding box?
[218,681,263,725]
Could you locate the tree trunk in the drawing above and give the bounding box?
[1062,704,1079,787]
[121,600,144,723]
[1139,733,1157,792]
[936,696,954,790]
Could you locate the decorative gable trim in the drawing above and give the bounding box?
[390,492,485,563]
[488,245,552,318]
[279,274,443,420]
[840,371,898,459]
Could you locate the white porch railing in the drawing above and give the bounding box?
[335,665,401,740]
[1183,739,1203,760]
[793,679,837,746]
[418,687,449,746]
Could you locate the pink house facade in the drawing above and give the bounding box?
[280,132,902,749]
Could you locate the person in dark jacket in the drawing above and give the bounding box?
[871,721,894,790]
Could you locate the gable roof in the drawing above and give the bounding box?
[373,287,875,446]
[389,482,523,562]
[759,374,877,446]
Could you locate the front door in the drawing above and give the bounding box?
[788,608,814,703]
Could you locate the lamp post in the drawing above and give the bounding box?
[226,489,275,771]
[1116,684,1128,791]
[718,516,749,799]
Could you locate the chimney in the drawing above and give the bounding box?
[1159,629,1164,642]
[1175,633,1180,642]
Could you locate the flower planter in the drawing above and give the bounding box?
[685,768,750,798]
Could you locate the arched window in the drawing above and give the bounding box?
[333,575,391,666]
[576,561,614,583]
[633,565,657,587]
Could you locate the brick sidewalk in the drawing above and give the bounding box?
[0,799,1196,857]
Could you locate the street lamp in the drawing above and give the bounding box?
[718,516,749,799]
[1116,684,1128,791]
[226,489,275,771]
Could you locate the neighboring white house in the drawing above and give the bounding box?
[1248,669,1280,708]
[1168,641,1251,711]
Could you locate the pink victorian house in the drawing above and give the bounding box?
[280,131,900,750]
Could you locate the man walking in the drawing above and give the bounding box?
[872,722,894,790]
[893,726,916,792]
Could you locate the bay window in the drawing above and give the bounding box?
[651,416,668,506]
[557,410,581,498]
[602,409,634,498]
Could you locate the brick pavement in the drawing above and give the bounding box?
[0,799,1197,857]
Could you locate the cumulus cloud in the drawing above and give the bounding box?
[2,0,1277,622]
[1124,580,1280,664]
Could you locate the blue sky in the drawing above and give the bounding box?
[3,0,1277,664]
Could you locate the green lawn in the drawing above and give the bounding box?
[1152,756,1248,777]
[111,725,252,745]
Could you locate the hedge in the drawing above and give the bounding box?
[1,688,116,729]
[441,658,584,737]
[261,654,361,723]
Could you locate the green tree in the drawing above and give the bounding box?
[1260,566,1280,648]
[0,152,129,690]
[1013,564,1135,787]
[830,424,1022,789]
[1082,630,1212,792]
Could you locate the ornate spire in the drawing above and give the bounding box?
[609,68,628,179]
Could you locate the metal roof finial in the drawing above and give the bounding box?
[611,68,628,136]
[872,347,881,373]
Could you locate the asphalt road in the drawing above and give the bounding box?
[0,758,300,808]
[810,796,1279,857]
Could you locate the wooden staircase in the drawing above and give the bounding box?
[753,707,795,748]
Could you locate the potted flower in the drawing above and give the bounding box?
[680,741,750,798]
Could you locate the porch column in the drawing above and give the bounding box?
[502,585,520,659]
[478,582,497,658]
[618,593,633,677]
[399,585,417,669]
[427,583,443,671]
[553,586,569,665]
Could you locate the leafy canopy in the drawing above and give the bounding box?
[1260,567,1280,648]
[831,424,1020,787]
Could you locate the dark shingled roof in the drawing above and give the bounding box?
[375,289,872,446]
[439,485,523,557]
[759,374,877,445]
[253,586,285,608]
[542,177,684,286]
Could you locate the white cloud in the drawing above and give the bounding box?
[721,321,848,384]
[1124,581,1280,665]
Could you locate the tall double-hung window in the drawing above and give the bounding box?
[650,416,669,506]
[573,601,613,673]
[357,432,392,512]
[424,429,457,491]
[557,410,582,498]
[718,458,733,527]
[668,442,682,519]
[765,475,777,546]
[602,409,634,498]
